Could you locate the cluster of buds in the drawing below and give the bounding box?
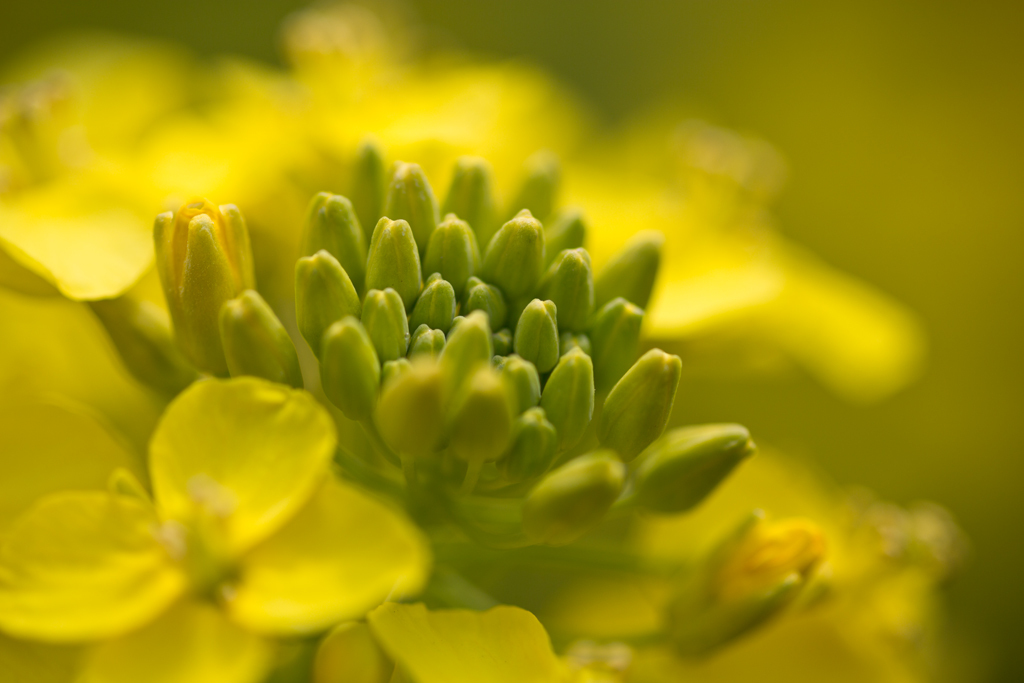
[150,145,758,549]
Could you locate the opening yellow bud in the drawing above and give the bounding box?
[716,518,826,602]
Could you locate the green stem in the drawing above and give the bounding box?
[434,542,685,578]
[360,419,401,468]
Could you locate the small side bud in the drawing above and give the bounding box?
[219,290,303,388]
[507,150,559,221]
[351,137,388,243]
[361,288,410,362]
[538,248,593,332]
[376,358,446,457]
[559,331,591,357]
[300,192,368,293]
[588,297,643,393]
[422,214,480,300]
[498,407,557,483]
[522,450,625,546]
[496,354,541,414]
[513,299,559,374]
[447,366,515,467]
[439,310,493,393]
[409,324,446,357]
[544,207,586,263]
[491,329,513,357]
[295,250,361,358]
[481,210,546,301]
[442,156,499,246]
[365,218,423,311]
[383,161,438,257]
[633,424,755,513]
[462,275,508,329]
[540,347,595,451]
[381,358,412,386]
[320,317,380,421]
[409,273,456,333]
[593,230,663,309]
[598,348,681,461]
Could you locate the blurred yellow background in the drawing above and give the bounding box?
[3,1,1021,680]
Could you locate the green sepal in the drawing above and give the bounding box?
[320,316,381,421]
[540,347,594,451]
[409,324,446,358]
[462,276,508,329]
[491,329,513,357]
[588,297,643,393]
[544,207,586,263]
[219,289,303,388]
[558,331,591,357]
[513,298,559,374]
[497,407,558,483]
[422,214,480,300]
[593,230,663,309]
[295,250,361,358]
[442,156,499,246]
[300,192,367,294]
[409,273,456,333]
[365,217,423,311]
[506,150,560,221]
[538,247,593,332]
[361,288,410,362]
[384,161,439,257]
[350,137,388,243]
[495,354,541,414]
[481,209,546,301]
[598,348,681,461]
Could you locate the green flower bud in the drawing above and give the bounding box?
[448,366,515,466]
[300,192,367,293]
[481,210,545,301]
[439,310,493,392]
[513,299,559,374]
[507,150,559,221]
[320,317,380,421]
[422,214,480,300]
[538,248,593,332]
[154,200,255,375]
[219,290,303,388]
[588,297,643,393]
[381,358,412,386]
[88,297,198,396]
[521,450,624,546]
[383,161,438,256]
[540,347,594,451]
[409,273,456,333]
[544,207,586,263]
[633,424,755,513]
[492,329,513,357]
[376,358,446,457]
[598,349,681,461]
[295,250,361,358]
[365,218,423,311]
[496,354,541,414]
[409,324,446,357]
[498,407,557,483]
[442,156,499,246]
[351,137,388,243]
[559,332,591,357]
[461,276,507,329]
[361,288,410,362]
[593,230,664,309]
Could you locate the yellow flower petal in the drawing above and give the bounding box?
[149,377,336,554]
[367,603,565,683]
[78,600,270,683]
[0,492,186,642]
[0,400,143,534]
[0,632,81,683]
[228,477,429,635]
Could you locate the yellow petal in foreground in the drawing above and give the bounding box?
[78,601,270,683]
[228,477,430,635]
[367,603,565,683]
[149,378,337,554]
[0,632,81,683]
[0,401,142,534]
[0,492,186,642]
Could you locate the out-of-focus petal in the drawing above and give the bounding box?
[0,632,81,683]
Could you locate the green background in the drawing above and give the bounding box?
[3,0,1022,680]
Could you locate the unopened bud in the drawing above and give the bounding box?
[154,200,255,375]
[448,366,515,465]
[295,250,361,357]
[300,192,368,293]
[481,210,545,301]
[381,358,412,386]
[492,329,513,357]
[634,424,755,513]
[383,162,438,256]
[496,354,541,414]
[498,407,557,483]
[544,207,586,263]
[540,347,594,451]
[507,150,559,221]
[442,156,499,246]
[365,218,422,311]
[351,137,388,243]
[409,324,446,357]
[376,358,446,457]
[422,214,480,300]
[588,297,643,393]
[559,332,591,357]
[439,310,492,392]
[320,317,380,421]
[522,450,624,546]
[513,299,559,374]
[539,248,593,332]
[593,231,663,309]
[362,288,410,362]
[409,273,456,333]
[219,290,303,388]
[462,276,507,329]
[598,349,681,461]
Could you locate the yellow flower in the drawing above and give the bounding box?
[0,377,429,683]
